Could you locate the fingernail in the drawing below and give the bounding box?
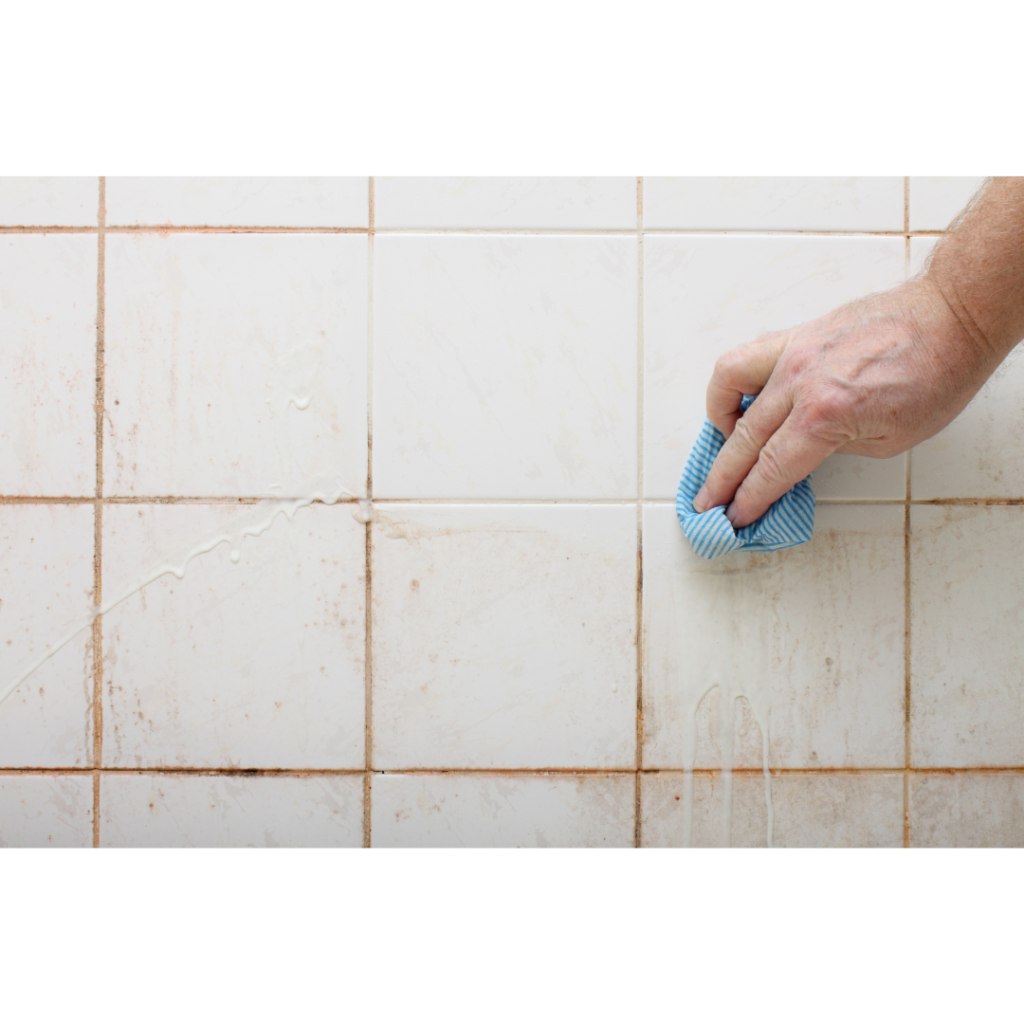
[692,486,709,513]
[726,502,738,525]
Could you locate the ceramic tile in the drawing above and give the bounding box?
[104,233,368,498]
[644,177,904,231]
[909,227,1024,499]
[0,505,94,768]
[102,503,365,769]
[641,771,903,847]
[643,235,906,500]
[0,775,93,847]
[371,772,633,847]
[910,773,1024,847]
[100,772,363,847]
[106,177,369,227]
[642,503,905,769]
[911,506,1024,767]
[372,504,637,769]
[374,235,637,499]
[0,235,97,496]
[0,177,98,227]
[374,177,636,229]
[909,235,1024,500]
[909,177,986,231]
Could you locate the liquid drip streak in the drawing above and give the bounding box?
[0,473,355,709]
[667,557,778,847]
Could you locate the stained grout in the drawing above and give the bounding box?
[0,225,951,238]
[8,494,1024,506]
[4,765,1023,777]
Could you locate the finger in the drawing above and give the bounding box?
[693,387,791,512]
[725,416,839,528]
[706,335,787,436]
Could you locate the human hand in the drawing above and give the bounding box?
[692,276,1005,528]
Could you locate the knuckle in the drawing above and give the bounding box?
[713,348,743,380]
[729,414,760,452]
[754,443,786,485]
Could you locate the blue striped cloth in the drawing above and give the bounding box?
[676,396,815,558]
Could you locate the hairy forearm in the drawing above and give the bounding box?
[927,177,1024,364]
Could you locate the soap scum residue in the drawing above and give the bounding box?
[0,341,365,711]
[652,552,782,847]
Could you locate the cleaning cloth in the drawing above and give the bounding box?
[676,395,815,558]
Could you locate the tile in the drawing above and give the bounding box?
[374,177,637,229]
[0,177,98,227]
[642,503,905,769]
[910,234,1024,501]
[374,235,637,499]
[641,771,903,847]
[0,774,93,847]
[643,235,906,500]
[104,233,368,498]
[644,177,904,231]
[909,323,1024,500]
[909,177,986,231]
[106,177,369,227]
[372,505,637,769]
[371,773,633,847]
[0,505,94,768]
[102,503,365,769]
[910,773,1024,847]
[911,505,1024,767]
[0,235,97,496]
[100,772,363,847]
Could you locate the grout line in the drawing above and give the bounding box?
[634,176,644,848]
[106,226,368,235]
[8,494,1024,507]
[0,225,954,238]
[7,494,1024,507]
[92,176,106,849]
[363,177,375,849]
[4,765,1018,776]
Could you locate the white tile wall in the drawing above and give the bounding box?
[99,772,363,847]
[643,503,905,770]
[372,773,634,847]
[106,177,369,228]
[908,177,986,231]
[0,505,94,767]
[910,773,1024,847]
[907,234,1024,500]
[372,504,636,769]
[0,774,94,847]
[375,177,637,229]
[644,177,904,231]
[911,506,1024,768]
[641,771,904,847]
[643,234,906,500]
[0,178,98,227]
[104,233,368,498]
[0,236,97,496]
[2,175,1022,847]
[102,503,365,769]
[374,235,637,499]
